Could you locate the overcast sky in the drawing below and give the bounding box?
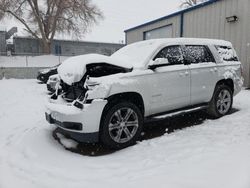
[0,0,181,43]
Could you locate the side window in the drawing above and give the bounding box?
[183,45,215,64]
[215,46,239,62]
[154,45,183,65]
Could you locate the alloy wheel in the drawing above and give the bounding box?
[108,107,139,143]
[216,89,232,115]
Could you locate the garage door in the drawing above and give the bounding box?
[144,25,173,40]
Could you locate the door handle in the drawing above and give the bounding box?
[185,71,189,76]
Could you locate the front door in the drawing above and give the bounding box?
[149,45,191,114]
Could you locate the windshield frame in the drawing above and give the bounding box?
[111,41,165,69]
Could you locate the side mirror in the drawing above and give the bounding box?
[148,58,170,70]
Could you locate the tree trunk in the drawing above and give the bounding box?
[42,40,51,54]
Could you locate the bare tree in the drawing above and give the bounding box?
[0,0,103,53]
[180,0,207,8]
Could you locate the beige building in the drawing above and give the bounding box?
[125,0,250,87]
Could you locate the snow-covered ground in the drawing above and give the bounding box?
[0,55,69,67]
[0,79,250,188]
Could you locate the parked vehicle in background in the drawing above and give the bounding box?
[37,65,59,83]
[45,38,243,149]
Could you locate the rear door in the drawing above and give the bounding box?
[148,45,191,114]
[183,45,218,105]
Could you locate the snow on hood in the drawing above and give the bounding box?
[57,54,132,85]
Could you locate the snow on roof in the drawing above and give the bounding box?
[126,38,232,47]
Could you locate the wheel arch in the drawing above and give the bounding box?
[99,92,144,149]
[216,79,234,94]
[106,92,145,116]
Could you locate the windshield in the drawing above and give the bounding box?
[111,40,160,68]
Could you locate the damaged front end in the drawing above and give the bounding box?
[45,54,134,141]
[49,63,132,109]
[45,61,132,140]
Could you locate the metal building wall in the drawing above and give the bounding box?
[126,16,181,44]
[183,0,250,87]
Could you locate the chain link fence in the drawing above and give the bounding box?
[0,52,70,67]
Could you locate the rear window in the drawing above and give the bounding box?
[216,46,238,62]
[183,45,215,64]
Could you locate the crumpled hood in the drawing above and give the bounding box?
[57,54,132,85]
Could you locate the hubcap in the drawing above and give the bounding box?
[108,107,139,144]
[216,89,231,115]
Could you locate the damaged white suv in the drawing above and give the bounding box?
[46,38,243,149]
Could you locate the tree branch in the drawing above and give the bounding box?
[5,10,39,39]
[27,0,48,41]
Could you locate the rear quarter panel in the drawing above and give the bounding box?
[217,62,243,96]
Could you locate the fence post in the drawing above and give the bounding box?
[25,55,28,67]
[58,54,61,64]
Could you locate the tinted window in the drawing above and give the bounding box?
[183,45,215,64]
[154,45,183,65]
[215,46,238,62]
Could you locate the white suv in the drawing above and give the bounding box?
[45,38,243,149]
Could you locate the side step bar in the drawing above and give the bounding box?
[145,105,208,123]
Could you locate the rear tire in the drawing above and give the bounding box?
[100,101,143,150]
[207,84,233,118]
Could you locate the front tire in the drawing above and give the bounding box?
[100,102,143,149]
[207,84,233,118]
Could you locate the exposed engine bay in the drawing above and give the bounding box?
[50,63,132,106]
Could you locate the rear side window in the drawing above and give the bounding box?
[183,45,215,64]
[215,46,239,62]
[154,45,183,65]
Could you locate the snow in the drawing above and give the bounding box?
[57,54,132,85]
[46,101,83,115]
[0,79,250,188]
[0,55,68,67]
[217,46,238,62]
[86,73,136,94]
[223,66,244,93]
[111,39,162,68]
[56,133,78,149]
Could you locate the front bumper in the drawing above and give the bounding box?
[46,99,107,143]
[46,112,83,130]
[54,126,99,143]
